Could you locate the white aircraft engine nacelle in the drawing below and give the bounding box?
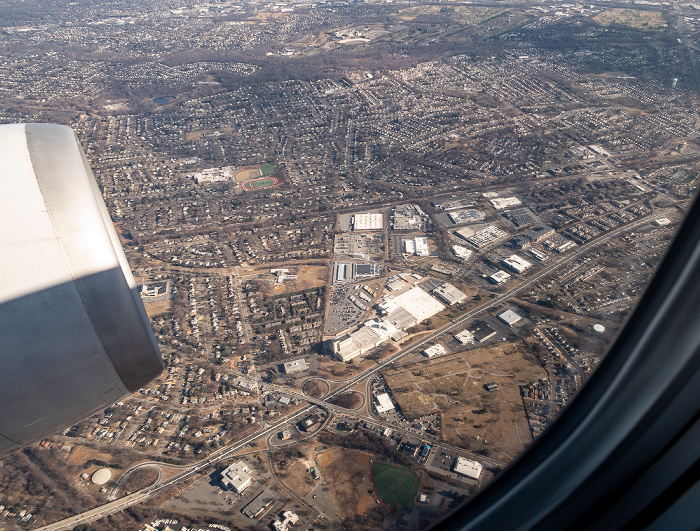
[0,123,164,454]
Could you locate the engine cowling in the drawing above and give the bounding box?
[0,123,163,453]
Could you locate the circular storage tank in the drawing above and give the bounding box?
[593,324,606,333]
[92,468,112,485]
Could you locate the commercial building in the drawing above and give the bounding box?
[283,358,308,374]
[489,270,512,285]
[453,457,483,480]
[490,197,522,210]
[452,245,473,261]
[455,329,474,344]
[299,414,320,432]
[352,213,383,231]
[332,286,445,362]
[375,393,395,413]
[502,254,533,274]
[404,236,429,256]
[461,225,508,248]
[391,204,424,230]
[273,511,299,531]
[470,321,497,343]
[448,209,485,224]
[433,283,467,305]
[423,344,446,358]
[498,310,522,327]
[241,490,275,519]
[434,196,475,211]
[221,461,253,493]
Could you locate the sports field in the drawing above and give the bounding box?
[371,462,421,508]
[260,163,276,176]
[242,177,282,190]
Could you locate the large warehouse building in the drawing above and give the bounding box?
[331,286,445,362]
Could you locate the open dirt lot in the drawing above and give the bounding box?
[384,341,547,461]
[274,454,316,498]
[143,300,170,318]
[317,448,374,519]
[238,263,328,295]
[233,165,262,182]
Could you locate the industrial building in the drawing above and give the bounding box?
[299,414,320,432]
[423,344,446,358]
[375,393,395,413]
[461,225,508,248]
[448,209,485,224]
[489,270,512,285]
[404,236,429,256]
[455,329,474,344]
[241,490,275,519]
[433,196,475,211]
[332,286,445,362]
[273,511,299,531]
[489,197,522,210]
[470,321,497,343]
[433,283,467,305]
[502,254,533,274]
[283,358,308,374]
[391,204,425,230]
[453,457,483,480]
[452,245,473,261]
[352,213,383,231]
[221,461,253,493]
[498,310,522,327]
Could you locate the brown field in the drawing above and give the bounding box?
[120,467,159,493]
[233,166,261,182]
[317,451,333,467]
[276,457,316,497]
[143,300,170,318]
[594,8,666,29]
[302,379,329,398]
[185,129,216,141]
[384,341,546,461]
[328,392,363,409]
[318,448,373,519]
[238,263,328,295]
[357,452,372,464]
[357,495,375,515]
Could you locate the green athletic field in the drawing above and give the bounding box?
[371,462,421,508]
[244,178,275,189]
[260,164,276,176]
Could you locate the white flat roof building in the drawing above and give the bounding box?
[502,254,532,274]
[283,358,308,374]
[453,457,483,480]
[433,283,467,305]
[498,310,522,327]
[353,213,383,231]
[415,237,429,256]
[423,344,446,358]
[463,225,508,248]
[490,197,522,210]
[375,392,395,413]
[489,270,512,285]
[404,239,416,254]
[455,329,474,344]
[221,461,253,493]
[452,245,473,261]
[333,287,444,362]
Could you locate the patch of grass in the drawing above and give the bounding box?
[260,163,277,175]
[371,462,420,508]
